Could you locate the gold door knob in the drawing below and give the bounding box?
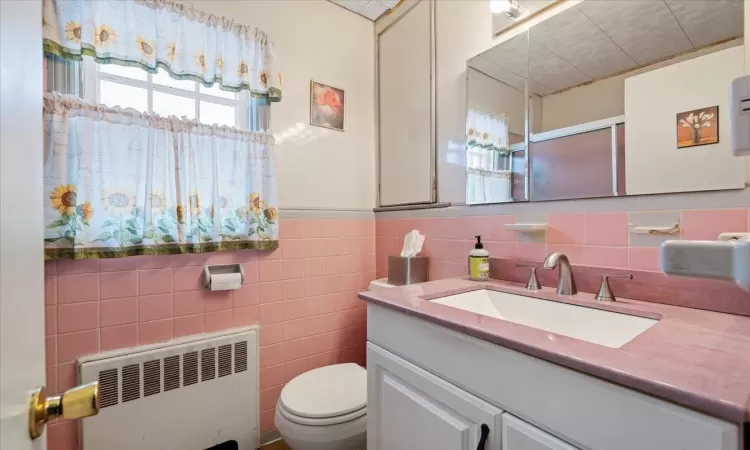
[29,381,100,439]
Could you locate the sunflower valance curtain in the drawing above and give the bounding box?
[44,93,278,260]
[43,0,282,101]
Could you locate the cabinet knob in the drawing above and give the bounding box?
[29,381,100,439]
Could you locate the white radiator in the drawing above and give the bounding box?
[79,327,259,450]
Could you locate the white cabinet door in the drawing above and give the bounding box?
[502,414,580,450]
[367,343,502,450]
[377,0,434,206]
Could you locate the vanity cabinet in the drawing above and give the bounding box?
[502,414,579,450]
[366,303,740,450]
[368,344,503,450]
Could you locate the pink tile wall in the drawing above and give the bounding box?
[376,208,749,280]
[45,218,374,449]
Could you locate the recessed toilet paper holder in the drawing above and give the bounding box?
[203,264,245,290]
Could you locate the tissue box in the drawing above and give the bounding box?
[388,256,429,286]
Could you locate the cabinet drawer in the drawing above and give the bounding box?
[502,413,579,450]
[368,343,503,450]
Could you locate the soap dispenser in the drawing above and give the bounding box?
[469,235,490,281]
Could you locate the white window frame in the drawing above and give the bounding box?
[82,59,249,129]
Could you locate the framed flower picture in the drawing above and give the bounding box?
[310,80,345,131]
[677,106,719,148]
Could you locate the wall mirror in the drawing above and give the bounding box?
[469,0,747,205]
[466,32,530,205]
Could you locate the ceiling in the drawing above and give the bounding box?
[329,0,400,20]
[471,0,745,96]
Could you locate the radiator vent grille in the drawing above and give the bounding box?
[121,364,140,403]
[183,351,198,387]
[90,340,250,408]
[164,355,180,392]
[218,344,232,378]
[80,333,257,450]
[143,360,161,397]
[98,369,119,408]
[235,341,248,373]
[201,348,216,382]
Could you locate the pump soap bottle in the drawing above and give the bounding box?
[469,235,490,281]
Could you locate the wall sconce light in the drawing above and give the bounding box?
[489,0,523,19]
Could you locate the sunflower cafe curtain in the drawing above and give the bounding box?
[44,93,278,259]
[43,0,282,101]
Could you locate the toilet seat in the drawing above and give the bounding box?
[279,363,367,423]
[277,401,367,426]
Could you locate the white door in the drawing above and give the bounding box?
[0,0,46,449]
[367,343,502,450]
[502,414,580,450]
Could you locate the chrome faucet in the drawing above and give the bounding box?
[543,252,577,295]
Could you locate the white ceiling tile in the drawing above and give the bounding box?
[330,0,369,13]
[578,0,693,65]
[530,7,638,79]
[528,41,591,91]
[665,0,744,48]
[361,0,389,19]
[480,33,530,78]
[474,0,741,96]
[378,0,401,8]
[469,60,527,93]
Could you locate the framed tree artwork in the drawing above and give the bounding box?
[677,106,719,148]
[310,80,345,131]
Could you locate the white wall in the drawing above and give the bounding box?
[468,69,525,137]
[625,46,746,196]
[538,75,624,132]
[195,0,376,210]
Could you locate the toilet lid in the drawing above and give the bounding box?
[279,363,367,419]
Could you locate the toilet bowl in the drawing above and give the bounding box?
[274,363,367,450]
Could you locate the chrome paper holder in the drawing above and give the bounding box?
[203,264,245,289]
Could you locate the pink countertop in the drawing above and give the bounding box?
[359,278,750,423]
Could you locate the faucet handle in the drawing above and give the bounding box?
[515,263,541,291]
[595,273,633,302]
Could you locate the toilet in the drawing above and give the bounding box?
[274,363,367,450]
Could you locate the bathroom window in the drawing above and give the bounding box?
[83,60,247,128]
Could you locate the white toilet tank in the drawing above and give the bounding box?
[368,278,396,290]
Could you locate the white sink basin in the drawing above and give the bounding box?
[430,289,657,348]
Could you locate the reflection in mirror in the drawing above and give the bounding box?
[465,32,529,205]
[491,0,561,37]
[524,0,745,200]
